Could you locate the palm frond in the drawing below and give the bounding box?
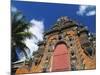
[15,31,32,39]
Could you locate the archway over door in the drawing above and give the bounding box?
[52,42,70,71]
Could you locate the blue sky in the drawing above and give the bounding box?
[11,1,96,33]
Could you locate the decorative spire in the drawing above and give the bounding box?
[57,16,70,22]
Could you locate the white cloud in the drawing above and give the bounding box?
[86,10,96,16]
[30,19,44,41]
[77,5,87,16]
[77,5,96,16]
[25,19,44,58]
[11,6,17,13]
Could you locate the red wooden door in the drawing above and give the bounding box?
[52,43,70,71]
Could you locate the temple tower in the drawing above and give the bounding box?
[37,16,96,72]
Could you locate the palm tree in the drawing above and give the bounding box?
[11,8,33,62]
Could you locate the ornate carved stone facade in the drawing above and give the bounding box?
[16,16,96,74]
